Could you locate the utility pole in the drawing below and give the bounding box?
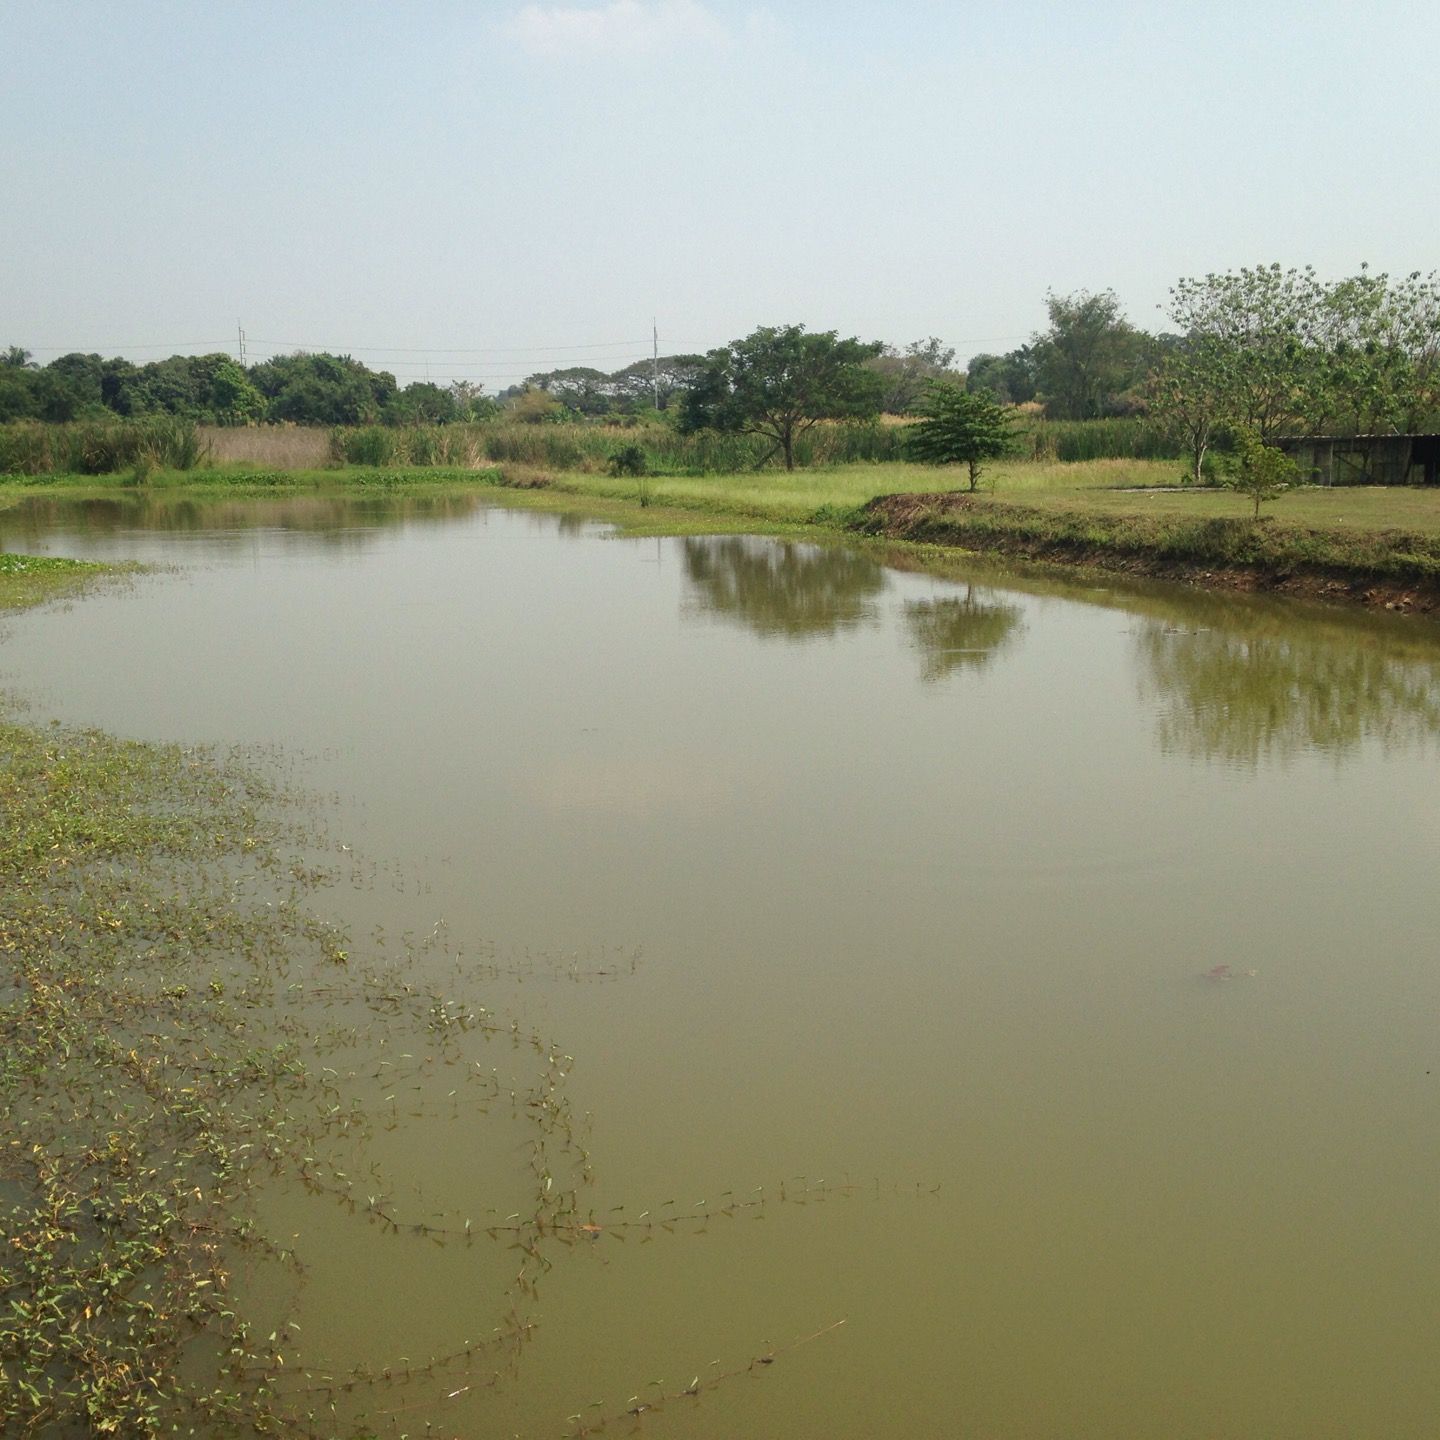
[652,317,660,409]
[236,321,247,367]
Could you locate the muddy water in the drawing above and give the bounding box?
[4,491,1440,1439]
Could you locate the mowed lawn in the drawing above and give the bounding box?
[533,457,1176,525]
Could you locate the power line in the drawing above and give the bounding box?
[23,341,234,353]
[246,337,652,355]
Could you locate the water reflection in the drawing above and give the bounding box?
[903,587,1025,680]
[0,490,493,552]
[1136,613,1440,763]
[681,536,886,639]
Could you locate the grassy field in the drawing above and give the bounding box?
[469,457,1184,525]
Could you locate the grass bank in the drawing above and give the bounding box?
[849,492,1440,610]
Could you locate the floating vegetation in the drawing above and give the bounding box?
[0,544,930,1438]
[0,553,133,615]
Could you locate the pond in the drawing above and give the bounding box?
[3,490,1439,1438]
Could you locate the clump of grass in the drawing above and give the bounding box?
[0,419,209,476]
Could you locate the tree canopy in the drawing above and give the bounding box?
[1030,290,1154,420]
[678,325,883,470]
[1150,264,1440,481]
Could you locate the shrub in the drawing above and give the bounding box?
[607,445,647,477]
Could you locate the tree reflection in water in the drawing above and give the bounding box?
[1136,614,1440,764]
[681,536,886,639]
[902,587,1025,681]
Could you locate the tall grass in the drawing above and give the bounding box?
[199,425,332,469]
[3,414,1178,478]
[1018,417,1181,463]
[331,420,908,473]
[0,418,208,476]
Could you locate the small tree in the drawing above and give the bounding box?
[1224,427,1295,520]
[906,382,1014,490]
[1148,335,1237,485]
[509,386,563,424]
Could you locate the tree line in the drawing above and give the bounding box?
[0,349,499,428]
[6,265,1437,460]
[0,339,956,429]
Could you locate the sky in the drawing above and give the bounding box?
[3,0,1438,389]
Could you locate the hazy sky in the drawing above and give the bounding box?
[4,0,1437,388]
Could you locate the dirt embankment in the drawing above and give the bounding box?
[851,493,1440,615]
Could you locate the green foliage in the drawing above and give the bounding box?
[1018,416,1180,463]
[336,425,401,467]
[1147,335,1235,483]
[251,352,397,426]
[1030,290,1154,420]
[502,356,705,414]
[0,418,207,475]
[607,444,647,477]
[384,380,458,425]
[508,386,564,424]
[906,381,1015,489]
[679,325,884,470]
[0,553,116,610]
[1162,263,1440,459]
[1223,426,1296,519]
[964,347,1039,405]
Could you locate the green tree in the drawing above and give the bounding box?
[1309,266,1440,439]
[250,353,396,425]
[203,359,265,422]
[1031,290,1151,419]
[1164,264,1324,439]
[522,366,612,416]
[2,346,35,369]
[905,380,1015,490]
[98,357,148,415]
[508,386,563,424]
[385,381,457,425]
[963,347,1038,405]
[0,366,40,420]
[608,354,705,412]
[447,379,498,422]
[678,324,883,471]
[1148,335,1237,485]
[1224,426,1295,520]
[44,353,106,415]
